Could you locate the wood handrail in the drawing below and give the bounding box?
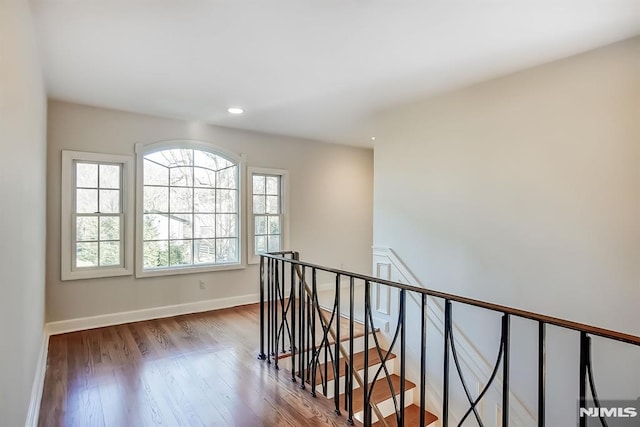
[264,252,640,347]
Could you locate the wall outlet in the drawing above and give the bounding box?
[198,280,206,290]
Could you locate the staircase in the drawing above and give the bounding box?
[275,300,438,426]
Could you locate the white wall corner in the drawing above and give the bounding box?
[24,330,50,427]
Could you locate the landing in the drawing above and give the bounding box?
[38,304,354,426]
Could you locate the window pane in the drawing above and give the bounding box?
[76,163,97,188]
[194,239,215,264]
[144,186,168,213]
[253,195,265,214]
[100,189,120,213]
[253,175,265,194]
[194,167,215,188]
[266,176,279,195]
[216,214,237,238]
[144,159,168,186]
[99,216,120,241]
[194,150,232,171]
[100,164,120,189]
[268,216,280,234]
[146,149,192,168]
[169,214,192,240]
[194,189,215,213]
[76,242,98,267]
[170,166,193,187]
[76,189,98,213]
[216,238,237,263]
[77,216,98,241]
[169,240,193,266]
[99,241,120,266]
[268,235,280,252]
[255,236,267,254]
[143,214,169,241]
[266,196,279,214]
[216,190,236,213]
[255,215,266,235]
[169,188,193,213]
[194,214,215,239]
[143,240,168,268]
[217,167,236,189]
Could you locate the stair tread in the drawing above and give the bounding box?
[314,347,396,385]
[340,374,416,414]
[371,404,438,427]
[275,301,369,359]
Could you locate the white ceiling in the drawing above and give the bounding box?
[32,0,640,147]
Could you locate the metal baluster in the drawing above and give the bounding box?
[579,332,588,427]
[443,300,451,427]
[311,268,318,397]
[420,293,427,427]
[281,258,286,354]
[400,289,406,426]
[334,273,341,414]
[291,261,296,382]
[274,260,280,369]
[300,265,306,389]
[267,258,272,364]
[348,277,355,424]
[363,280,371,426]
[502,314,510,427]
[259,256,266,360]
[538,322,545,427]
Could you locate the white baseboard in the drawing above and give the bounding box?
[24,331,49,427]
[46,293,260,336]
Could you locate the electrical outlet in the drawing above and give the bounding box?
[198,280,206,290]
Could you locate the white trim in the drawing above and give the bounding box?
[61,150,135,281]
[134,140,247,278]
[247,167,290,264]
[24,331,49,427]
[372,246,536,427]
[46,293,259,336]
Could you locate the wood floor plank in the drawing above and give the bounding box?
[39,303,355,427]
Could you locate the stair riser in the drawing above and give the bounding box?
[353,389,415,423]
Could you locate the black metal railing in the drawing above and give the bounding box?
[258,251,640,427]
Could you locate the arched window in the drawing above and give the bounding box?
[136,141,241,276]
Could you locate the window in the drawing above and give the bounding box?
[61,151,134,280]
[136,141,243,277]
[248,167,288,263]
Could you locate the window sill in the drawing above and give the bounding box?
[135,262,245,278]
[62,267,133,281]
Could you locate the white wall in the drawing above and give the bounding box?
[0,0,47,425]
[373,37,640,425]
[46,101,373,322]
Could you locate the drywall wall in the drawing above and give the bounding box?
[373,37,640,425]
[0,0,47,425]
[46,101,373,322]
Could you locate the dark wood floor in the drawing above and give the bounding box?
[38,304,356,427]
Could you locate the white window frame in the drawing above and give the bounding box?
[247,167,289,264]
[135,140,246,278]
[61,150,134,281]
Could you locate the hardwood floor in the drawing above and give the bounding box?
[38,304,356,427]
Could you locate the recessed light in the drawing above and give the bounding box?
[370,136,376,141]
[227,107,244,114]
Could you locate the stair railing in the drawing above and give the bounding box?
[258,251,640,427]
